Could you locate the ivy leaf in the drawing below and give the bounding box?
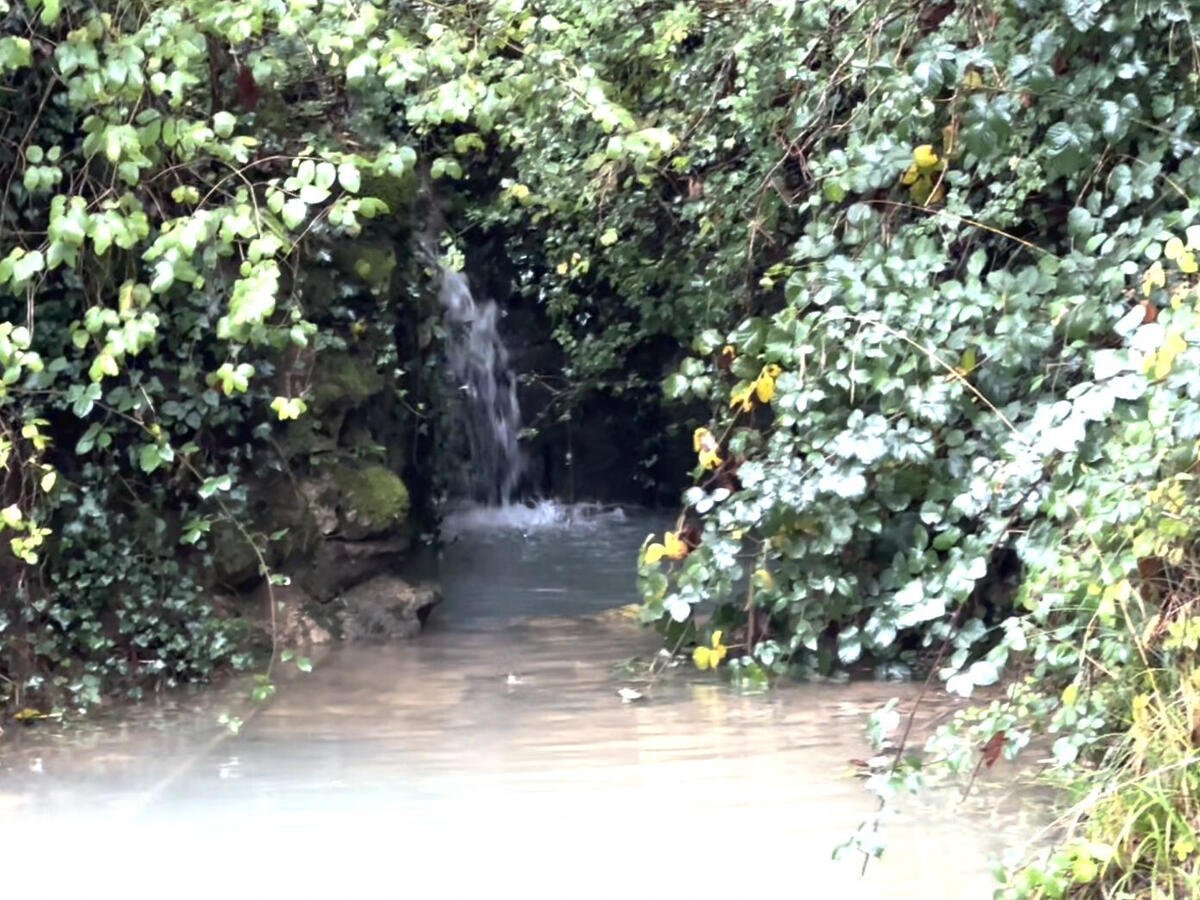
[837,626,862,664]
[138,443,162,474]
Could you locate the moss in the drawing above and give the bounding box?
[311,351,384,415]
[331,463,409,537]
[359,172,417,218]
[332,240,398,291]
[354,246,397,290]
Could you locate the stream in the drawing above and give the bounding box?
[0,505,1044,898]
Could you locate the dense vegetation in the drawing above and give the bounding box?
[4,0,1200,895]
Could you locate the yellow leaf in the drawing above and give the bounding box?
[555,261,568,275]
[910,175,933,204]
[711,629,724,647]
[644,542,666,565]
[960,347,977,373]
[942,124,956,155]
[1180,251,1198,274]
[1165,236,1185,261]
[963,70,984,90]
[663,531,688,560]
[712,645,727,666]
[754,373,776,403]
[1062,683,1078,707]
[13,708,43,722]
[693,646,712,670]
[899,164,919,186]
[1174,836,1196,862]
[1143,260,1166,297]
[753,568,775,590]
[1132,693,1151,724]
[1152,331,1187,380]
[912,144,939,169]
[694,427,722,469]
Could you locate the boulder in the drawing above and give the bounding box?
[336,575,440,640]
[296,536,411,602]
[249,581,332,647]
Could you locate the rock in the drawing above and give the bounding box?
[337,575,440,640]
[285,608,332,646]
[249,582,332,647]
[329,463,410,540]
[298,464,409,541]
[296,537,411,602]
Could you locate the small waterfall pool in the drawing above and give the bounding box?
[0,505,1045,897]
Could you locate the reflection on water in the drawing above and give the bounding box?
[0,504,1043,898]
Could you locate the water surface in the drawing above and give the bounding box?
[0,505,1041,897]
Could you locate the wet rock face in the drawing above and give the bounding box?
[336,575,441,640]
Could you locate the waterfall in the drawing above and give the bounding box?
[437,264,524,505]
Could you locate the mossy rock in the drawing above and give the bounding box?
[359,172,417,218]
[311,351,384,416]
[212,522,261,587]
[330,463,409,540]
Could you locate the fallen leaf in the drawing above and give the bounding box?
[982,730,1006,768]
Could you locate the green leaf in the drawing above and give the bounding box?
[338,162,361,194]
[1071,855,1097,884]
[837,626,862,664]
[138,443,162,473]
[315,162,337,190]
[281,198,307,229]
[213,111,236,139]
[12,250,44,285]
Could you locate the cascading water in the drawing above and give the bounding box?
[437,263,524,505]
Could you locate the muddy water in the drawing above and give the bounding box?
[0,505,1042,898]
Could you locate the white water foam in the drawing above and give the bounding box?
[442,499,626,540]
